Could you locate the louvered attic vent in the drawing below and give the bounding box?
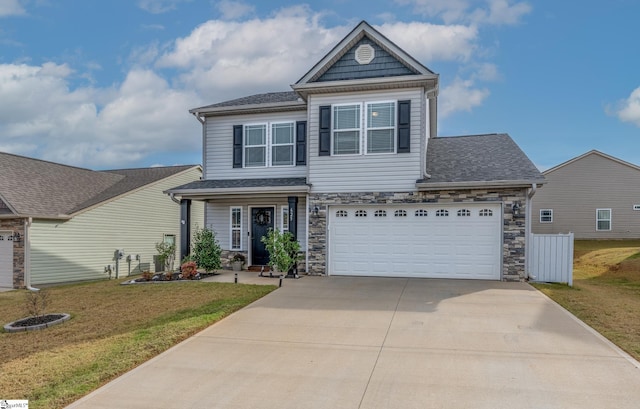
[355,44,375,65]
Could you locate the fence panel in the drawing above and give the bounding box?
[529,233,574,286]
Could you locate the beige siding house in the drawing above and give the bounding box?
[0,152,203,289]
[532,150,640,239]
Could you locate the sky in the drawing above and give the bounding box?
[0,0,638,171]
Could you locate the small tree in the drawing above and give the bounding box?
[24,289,50,322]
[192,226,222,273]
[155,241,176,272]
[261,229,300,273]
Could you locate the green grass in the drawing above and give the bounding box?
[533,240,640,361]
[0,279,276,408]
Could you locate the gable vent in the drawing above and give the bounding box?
[355,44,375,65]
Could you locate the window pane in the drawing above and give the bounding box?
[334,131,360,154]
[245,125,266,146]
[334,105,360,130]
[232,208,241,228]
[245,146,265,167]
[272,145,293,166]
[272,123,294,144]
[597,209,610,219]
[368,103,394,128]
[282,207,289,231]
[367,129,394,153]
[232,230,240,249]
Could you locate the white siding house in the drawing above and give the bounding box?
[167,21,544,281]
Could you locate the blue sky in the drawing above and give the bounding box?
[1,0,638,171]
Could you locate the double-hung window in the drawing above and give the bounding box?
[244,125,266,167]
[281,206,289,232]
[596,208,611,231]
[230,207,242,250]
[271,122,294,166]
[540,209,553,223]
[366,102,395,154]
[331,101,397,155]
[332,104,361,155]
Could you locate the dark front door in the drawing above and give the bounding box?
[251,207,274,266]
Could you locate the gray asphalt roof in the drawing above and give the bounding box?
[168,177,308,191]
[422,133,544,184]
[0,151,197,218]
[192,91,300,111]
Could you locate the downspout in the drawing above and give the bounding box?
[169,192,180,204]
[24,217,39,291]
[525,183,538,280]
[423,84,439,179]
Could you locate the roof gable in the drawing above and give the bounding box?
[543,150,640,175]
[295,21,436,86]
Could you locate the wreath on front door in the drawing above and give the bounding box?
[254,209,271,226]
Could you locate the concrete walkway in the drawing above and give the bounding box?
[68,277,640,409]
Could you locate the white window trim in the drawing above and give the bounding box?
[243,122,296,168]
[365,100,397,155]
[281,206,289,232]
[330,100,399,156]
[540,209,553,223]
[596,208,612,231]
[331,102,362,156]
[230,207,242,250]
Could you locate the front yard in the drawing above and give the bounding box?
[0,279,276,409]
[533,240,640,361]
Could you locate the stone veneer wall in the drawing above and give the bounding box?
[307,189,528,281]
[219,250,307,273]
[0,218,26,288]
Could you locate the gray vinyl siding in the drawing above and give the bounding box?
[532,153,640,239]
[204,111,308,180]
[308,89,425,193]
[205,196,307,252]
[29,168,204,285]
[316,38,415,82]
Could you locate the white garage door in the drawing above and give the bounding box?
[0,231,13,288]
[328,203,502,280]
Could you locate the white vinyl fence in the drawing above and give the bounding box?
[528,233,574,286]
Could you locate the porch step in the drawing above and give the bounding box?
[247,265,270,273]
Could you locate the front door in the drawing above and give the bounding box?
[251,207,274,266]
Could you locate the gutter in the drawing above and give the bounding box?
[24,217,39,291]
[416,179,546,191]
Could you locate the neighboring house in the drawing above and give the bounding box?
[0,152,204,289]
[532,150,640,239]
[167,21,544,281]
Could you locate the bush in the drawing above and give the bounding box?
[192,227,222,273]
[180,261,198,279]
[261,229,300,274]
[155,241,176,272]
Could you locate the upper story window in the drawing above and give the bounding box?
[236,121,303,168]
[330,101,396,155]
[596,209,611,231]
[540,209,553,223]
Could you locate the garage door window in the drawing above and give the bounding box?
[355,210,367,217]
[395,209,407,217]
[479,209,493,216]
[436,209,449,217]
[336,210,348,217]
[374,210,387,217]
[415,209,428,217]
[457,209,471,217]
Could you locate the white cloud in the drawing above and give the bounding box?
[614,87,640,127]
[439,77,490,117]
[0,0,26,17]
[0,63,201,168]
[137,0,190,14]
[396,0,531,26]
[216,0,255,20]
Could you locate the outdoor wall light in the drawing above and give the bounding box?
[512,202,521,216]
[312,206,319,216]
[12,232,21,242]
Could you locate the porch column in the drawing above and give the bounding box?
[180,199,191,261]
[287,196,298,240]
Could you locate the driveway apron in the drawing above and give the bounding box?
[67,277,640,409]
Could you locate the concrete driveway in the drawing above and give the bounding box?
[68,277,640,409]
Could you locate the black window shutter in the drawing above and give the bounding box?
[397,100,411,153]
[319,105,331,156]
[232,125,243,168]
[296,121,307,166]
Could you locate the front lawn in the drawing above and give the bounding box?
[533,239,640,361]
[0,279,276,409]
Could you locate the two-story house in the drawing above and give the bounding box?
[167,21,545,281]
